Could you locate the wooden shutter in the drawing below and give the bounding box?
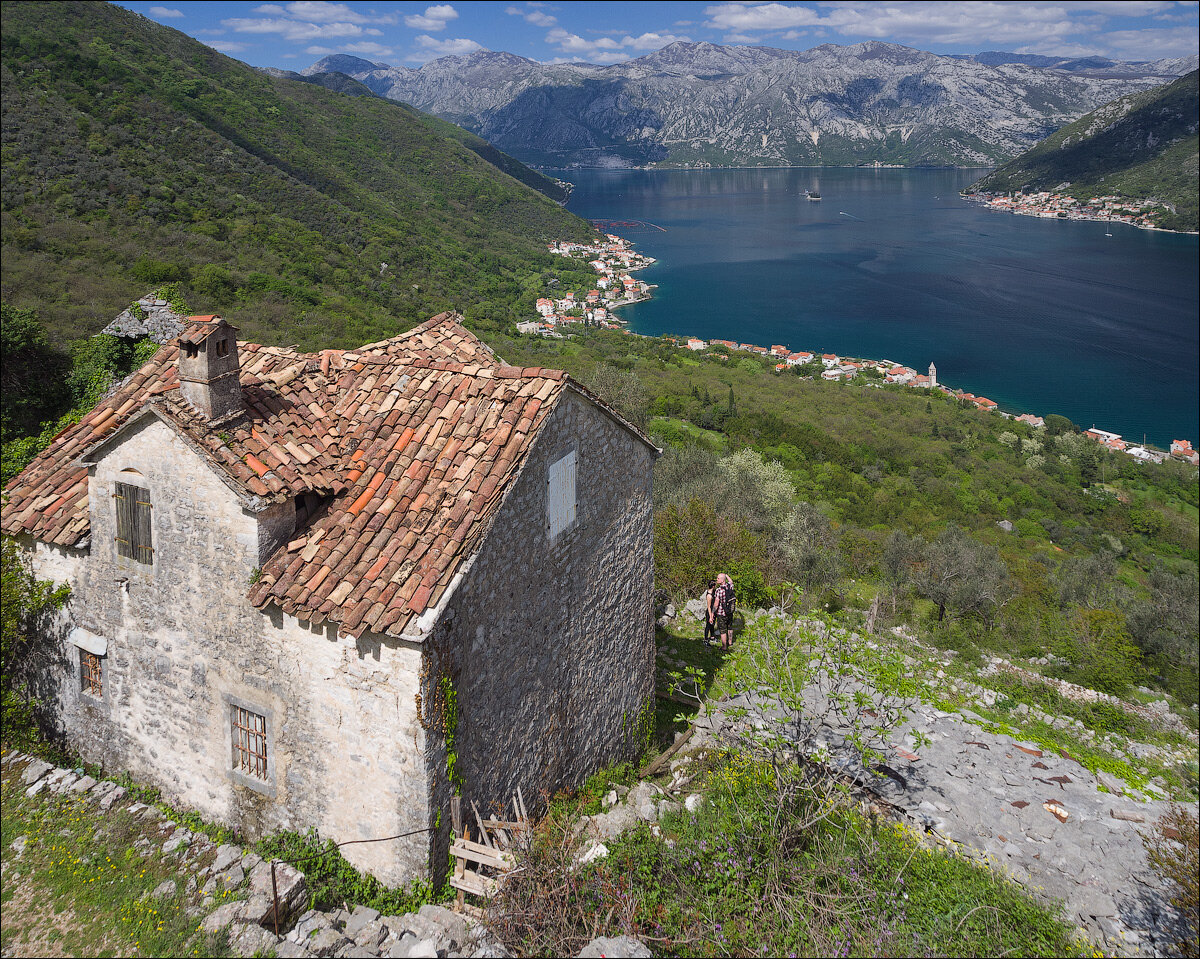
[114,482,153,564]
[547,451,577,539]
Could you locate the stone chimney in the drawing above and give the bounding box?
[177,316,244,420]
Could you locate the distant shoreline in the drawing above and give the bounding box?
[963,191,1199,236]
[542,163,993,173]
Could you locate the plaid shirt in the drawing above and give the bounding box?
[714,582,735,618]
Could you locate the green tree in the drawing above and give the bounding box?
[917,525,1011,624]
[1126,564,1199,700]
[880,529,923,615]
[582,364,649,430]
[0,304,70,437]
[1044,413,1076,436]
[1,538,70,747]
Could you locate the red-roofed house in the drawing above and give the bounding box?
[2,311,657,885]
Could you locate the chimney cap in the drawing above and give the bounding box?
[178,315,239,347]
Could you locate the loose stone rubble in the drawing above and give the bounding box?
[101,293,189,343]
[723,626,1195,955]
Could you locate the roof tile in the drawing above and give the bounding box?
[2,312,653,640]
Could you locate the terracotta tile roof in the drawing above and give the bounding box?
[177,316,231,345]
[3,312,643,641]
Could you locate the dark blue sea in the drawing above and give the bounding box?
[554,168,1199,450]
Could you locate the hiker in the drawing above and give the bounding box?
[714,572,736,650]
[702,578,717,644]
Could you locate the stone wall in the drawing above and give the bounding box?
[427,389,656,859]
[24,416,433,884]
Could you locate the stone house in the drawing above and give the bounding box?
[2,312,657,884]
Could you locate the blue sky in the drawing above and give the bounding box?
[118,1,1200,68]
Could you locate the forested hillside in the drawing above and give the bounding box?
[969,70,1199,232]
[0,1,596,349]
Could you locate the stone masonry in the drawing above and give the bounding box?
[4,314,657,886]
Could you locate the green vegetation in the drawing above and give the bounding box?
[969,70,1199,232]
[255,830,442,916]
[1143,805,1200,956]
[0,775,232,958]
[1,305,162,484]
[497,329,1198,715]
[495,787,1083,957]
[492,646,1088,959]
[0,1,597,350]
[1,539,71,751]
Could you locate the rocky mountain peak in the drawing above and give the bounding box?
[302,54,389,77]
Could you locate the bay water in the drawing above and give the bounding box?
[555,168,1199,450]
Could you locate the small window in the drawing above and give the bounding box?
[547,450,577,540]
[216,337,230,358]
[231,705,268,781]
[183,343,200,358]
[114,482,153,564]
[80,650,103,698]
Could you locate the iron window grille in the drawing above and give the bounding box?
[80,650,103,697]
[231,705,268,780]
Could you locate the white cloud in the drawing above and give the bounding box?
[702,2,1079,48]
[223,16,380,41]
[306,41,394,57]
[623,31,689,51]
[544,27,690,62]
[148,6,184,18]
[703,1,1195,54]
[1095,26,1200,58]
[279,2,370,24]
[506,5,556,27]
[405,5,458,31]
[703,3,823,33]
[205,40,250,53]
[406,34,485,62]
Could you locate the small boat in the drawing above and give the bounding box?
[808,191,822,201]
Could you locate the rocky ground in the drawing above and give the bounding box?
[4,606,1196,958]
[1,751,652,959]
[650,603,1199,957]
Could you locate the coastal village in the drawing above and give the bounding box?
[525,233,1199,467]
[970,191,1174,230]
[514,235,657,334]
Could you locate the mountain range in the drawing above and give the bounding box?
[0,2,593,349]
[968,70,1199,232]
[306,42,1197,169]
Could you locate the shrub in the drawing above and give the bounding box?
[255,829,440,915]
[1143,805,1199,956]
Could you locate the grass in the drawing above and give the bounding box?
[489,612,1097,957]
[494,753,1088,958]
[0,764,232,958]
